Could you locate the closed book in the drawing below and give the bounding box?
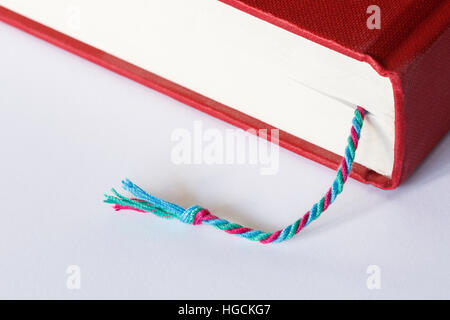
[0,0,448,189]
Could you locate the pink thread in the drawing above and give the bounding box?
[113,205,146,213]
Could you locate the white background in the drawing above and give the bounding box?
[0,21,449,299]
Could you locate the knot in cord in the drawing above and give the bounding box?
[178,205,205,225]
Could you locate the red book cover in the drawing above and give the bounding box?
[0,0,448,189]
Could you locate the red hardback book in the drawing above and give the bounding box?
[0,0,448,190]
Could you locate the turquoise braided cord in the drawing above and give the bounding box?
[104,107,366,244]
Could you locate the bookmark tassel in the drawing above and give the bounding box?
[104,107,366,244]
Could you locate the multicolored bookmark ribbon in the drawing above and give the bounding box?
[104,107,366,244]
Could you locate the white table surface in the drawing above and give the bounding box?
[0,21,449,299]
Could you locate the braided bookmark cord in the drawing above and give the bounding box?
[104,107,366,244]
